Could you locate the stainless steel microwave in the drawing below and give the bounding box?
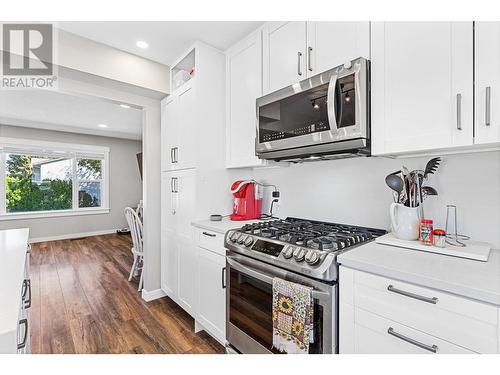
[256,57,370,162]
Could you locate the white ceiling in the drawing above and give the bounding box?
[58,21,264,66]
[0,90,143,140]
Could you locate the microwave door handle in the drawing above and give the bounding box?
[327,73,339,132]
[226,256,329,301]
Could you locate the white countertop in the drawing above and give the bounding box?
[338,241,500,307]
[0,228,30,336]
[192,218,265,234]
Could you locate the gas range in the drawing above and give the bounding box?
[224,217,386,282]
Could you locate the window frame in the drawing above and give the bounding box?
[0,137,110,220]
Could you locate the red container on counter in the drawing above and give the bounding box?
[419,219,433,245]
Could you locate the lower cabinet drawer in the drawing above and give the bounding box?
[354,307,475,354]
[353,270,498,353]
[195,228,225,255]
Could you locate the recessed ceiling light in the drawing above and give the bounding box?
[120,103,131,109]
[98,124,108,128]
[136,40,148,49]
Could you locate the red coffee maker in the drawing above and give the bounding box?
[230,180,262,221]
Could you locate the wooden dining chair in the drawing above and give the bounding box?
[124,207,144,291]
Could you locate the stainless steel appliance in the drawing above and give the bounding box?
[224,217,386,354]
[256,57,370,162]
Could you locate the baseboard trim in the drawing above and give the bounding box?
[30,229,119,243]
[142,288,167,302]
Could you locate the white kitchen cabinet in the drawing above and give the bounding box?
[371,22,474,155]
[161,169,197,316]
[339,266,499,354]
[225,29,265,168]
[263,21,370,94]
[197,243,226,344]
[263,22,306,94]
[306,22,370,76]
[161,81,196,171]
[475,22,500,145]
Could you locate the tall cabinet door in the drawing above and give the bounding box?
[176,82,197,170]
[226,29,264,168]
[475,22,500,144]
[161,172,179,298]
[371,22,473,155]
[306,22,370,76]
[162,96,178,171]
[263,22,307,94]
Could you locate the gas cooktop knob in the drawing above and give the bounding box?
[244,236,254,247]
[305,250,320,265]
[237,235,247,244]
[282,246,294,259]
[293,248,306,262]
[230,232,240,243]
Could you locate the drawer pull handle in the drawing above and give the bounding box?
[387,327,438,353]
[202,231,216,238]
[17,318,29,350]
[221,267,227,289]
[387,285,438,304]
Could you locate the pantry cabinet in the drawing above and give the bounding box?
[161,169,197,315]
[225,29,265,168]
[371,22,474,155]
[475,22,500,145]
[263,21,370,94]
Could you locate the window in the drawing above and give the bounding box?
[0,138,109,219]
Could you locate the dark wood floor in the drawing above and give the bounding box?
[30,234,224,354]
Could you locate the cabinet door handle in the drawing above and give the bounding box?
[486,86,491,126]
[23,279,31,309]
[221,267,227,289]
[174,147,179,163]
[297,52,303,76]
[202,231,216,237]
[387,285,438,304]
[170,177,175,193]
[17,319,28,350]
[387,327,438,353]
[456,93,462,130]
[307,46,313,72]
[174,177,179,193]
[170,148,175,163]
[26,244,31,254]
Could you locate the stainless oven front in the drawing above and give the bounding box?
[225,253,337,354]
[256,57,369,159]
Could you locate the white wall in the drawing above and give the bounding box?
[245,151,500,249]
[0,125,143,241]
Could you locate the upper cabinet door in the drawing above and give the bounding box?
[306,22,370,76]
[162,96,178,171]
[263,22,307,94]
[226,29,264,168]
[371,22,473,155]
[176,82,197,170]
[475,22,500,145]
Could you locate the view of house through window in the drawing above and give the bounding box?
[1,140,109,216]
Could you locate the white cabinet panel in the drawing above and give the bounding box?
[475,22,500,145]
[306,22,370,75]
[176,83,197,170]
[197,248,226,344]
[162,96,178,171]
[371,22,473,155]
[226,29,264,168]
[178,235,197,314]
[263,22,306,93]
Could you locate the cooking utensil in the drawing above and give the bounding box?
[385,174,404,203]
[424,157,441,178]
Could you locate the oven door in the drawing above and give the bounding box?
[256,57,369,154]
[226,253,336,354]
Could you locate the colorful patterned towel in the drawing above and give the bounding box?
[272,277,314,354]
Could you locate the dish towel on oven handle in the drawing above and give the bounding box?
[272,277,314,354]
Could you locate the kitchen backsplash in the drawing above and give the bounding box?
[248,151,500,249]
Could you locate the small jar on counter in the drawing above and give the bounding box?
[433,229,446,248]
[419,219,433,245]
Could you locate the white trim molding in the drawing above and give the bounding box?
[29,228,118,243]
[141,288,167,302]
[0,207,110,221]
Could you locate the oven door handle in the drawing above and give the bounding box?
[226,256,329,301]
